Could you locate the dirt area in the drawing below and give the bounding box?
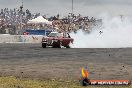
[0,43,132,81]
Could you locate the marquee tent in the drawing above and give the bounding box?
[28,16,52,25]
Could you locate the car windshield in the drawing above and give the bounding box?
[48,32,62,37]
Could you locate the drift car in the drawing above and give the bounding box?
[42,32,74,48]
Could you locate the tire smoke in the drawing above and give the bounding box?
[70,14,132,48]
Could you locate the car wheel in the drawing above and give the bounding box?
[42,43,46,48]
[57,40,61,48]
[66,45,70,48]
[53,41,61,48]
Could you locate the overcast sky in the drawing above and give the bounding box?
[0,0,132,17]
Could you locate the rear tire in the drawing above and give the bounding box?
[66,45,70,48]
[42,43,46,48]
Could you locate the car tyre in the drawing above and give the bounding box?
[66,45,70,48]
[42,43,47,48]
[53,41,61,48]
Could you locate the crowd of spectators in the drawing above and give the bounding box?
[51,13,102,33]
[0,7,102,35]
[0,7,42,34]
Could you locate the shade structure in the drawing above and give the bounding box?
[28,16,52,25]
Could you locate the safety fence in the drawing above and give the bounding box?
[0,35,43,43]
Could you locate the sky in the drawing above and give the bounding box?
[0,0,132,17]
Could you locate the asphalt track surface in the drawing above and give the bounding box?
[0,43,132,80]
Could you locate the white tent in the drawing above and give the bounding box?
[28,16,52,25]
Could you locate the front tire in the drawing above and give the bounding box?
[42,43,47,48]
[53,40,61,48]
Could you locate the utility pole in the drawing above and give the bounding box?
[20,0,23,16]
[19,0,23,34]
[72,0,73,15]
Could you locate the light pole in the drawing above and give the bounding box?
[72,0,73,15]
[20,0,23,34]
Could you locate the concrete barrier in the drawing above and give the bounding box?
[0,35,43,43]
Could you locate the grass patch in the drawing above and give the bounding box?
[0,76,131,88]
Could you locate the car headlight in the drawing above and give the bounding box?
[42,39,47,41]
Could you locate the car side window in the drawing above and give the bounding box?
[57,33,63,37]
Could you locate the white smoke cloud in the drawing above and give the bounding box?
[70,13,132,48]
